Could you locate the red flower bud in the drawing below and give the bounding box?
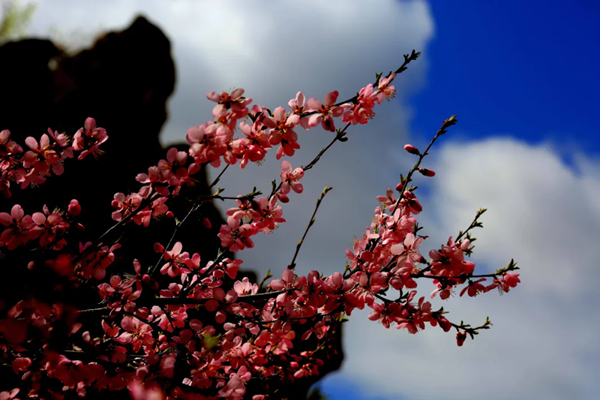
[202,217,212,229]
[154,243,164,253]
[276,192,290,203]
[456,331,467,346]
[438,317,452,332]
[68,199,81,216]
[418,168,435,177]
[404,144,420,155]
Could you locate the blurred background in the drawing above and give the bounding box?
[2,0,599,399]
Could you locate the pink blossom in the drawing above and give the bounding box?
[250,196,286,233]
[218,217,257,252]
[0,204,34,250]
[288,91,311,130]
[72,117,108,160]
[114,317,154,353]
[306,91,344,132]
[280,161,304,195]
[0,388,20,400]
[234,277,258,295]
[376,72,396,104]
[129,380,164,400]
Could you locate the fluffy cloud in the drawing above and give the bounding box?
[330,137,600,399]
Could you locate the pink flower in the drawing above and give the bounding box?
[490,272,521,294]
[390,233,423,263]
[23,134,62,175]
[250,197,285,233]
[218,218,257,252]
[376,72,396,104]
[306,91,344,132]
[129,381,163,400]
[0,129,23,155]
[206,88,252,121]
[157,147,188,180]
[376,188,396,209]
[187,122,229,166]
[114,317,154,353]
[238,121,270,166]
[270,269,295,291]
[234,277,258,295]
[111,192,142,222]
[218,374,246,399]
[73,117,108,160]
[341,85,377,125]
[0,388,20,400]
[30,205,69,248]
[11,357,31,374]
[280,161,304,195]
[288,92,311,130]
[460,278,487,297]
[0,204,34,250]
[160,242,191,278]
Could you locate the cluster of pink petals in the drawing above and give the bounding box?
[106,82,399,233]
[0,118,107,198]
[0,72,521,400]
[219,194,287,251]
[280,160,304,195]
[0,201,81,251]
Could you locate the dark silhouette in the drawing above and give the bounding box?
[0,15,341,399]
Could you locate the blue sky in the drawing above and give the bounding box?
[22,1,600,399]
[411,1,600,164]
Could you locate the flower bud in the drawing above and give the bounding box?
[276,192,290,203]
[68,199,81,216]
[404,144,420,155]
[456,331,467,346]
[438,317,452,332]
[202,217,212,229]
[154,243,164,253]
[418,168,435,177]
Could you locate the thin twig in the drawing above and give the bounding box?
[288,187,332,270]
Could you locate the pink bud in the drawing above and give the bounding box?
[418,168,435,177]
[203,217,212,229]
[68,199,81,216]
[438,317,452,332]
[154,243,164,253]
[276,192,290,203]
[404,144,420,155]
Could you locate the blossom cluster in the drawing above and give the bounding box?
[0,52,520,400]
[0,118,107,198]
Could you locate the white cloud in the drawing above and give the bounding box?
[333,137,600,399]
